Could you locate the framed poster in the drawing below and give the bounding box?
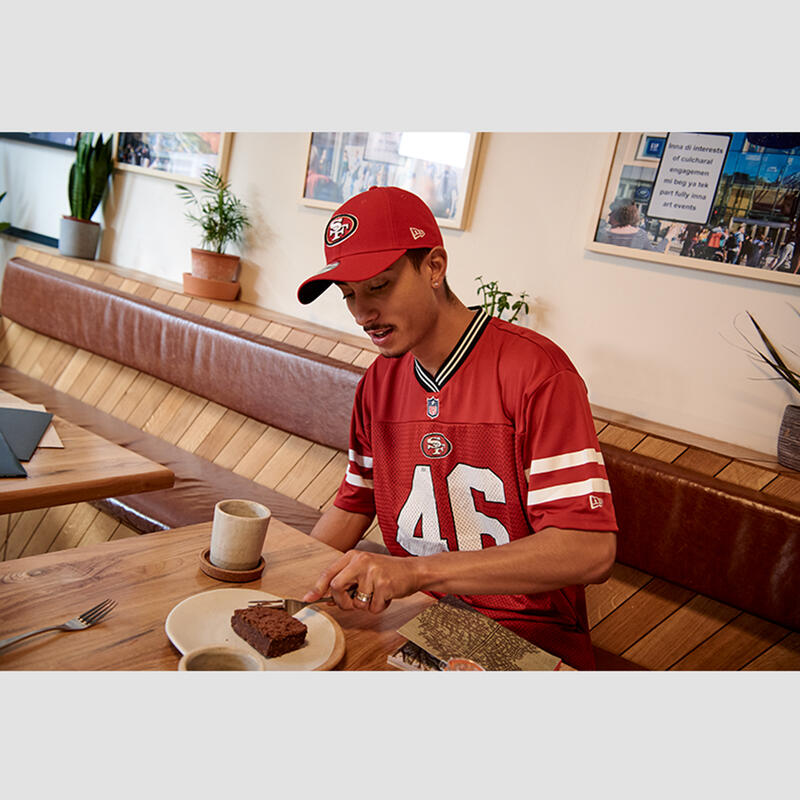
[0,132,79,150]
[301,131,484,230]
[587,132,800,287]
[113,132,231,183]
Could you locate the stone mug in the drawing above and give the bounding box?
[178,645,266,671]
[209,499,271,571]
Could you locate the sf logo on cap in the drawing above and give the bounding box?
[326,214,358,246]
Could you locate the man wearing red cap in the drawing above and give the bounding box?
[298,187,617,669]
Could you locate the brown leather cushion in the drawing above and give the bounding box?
[604,444,800,630]
[0,366,322,534]
[0,258,362,452]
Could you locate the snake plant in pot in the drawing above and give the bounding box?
[741,312,800,470]
[176,165,250,300]
[59,132,114,260]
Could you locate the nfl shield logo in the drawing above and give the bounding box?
[426,397,439,419]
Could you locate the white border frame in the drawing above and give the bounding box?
[586,133,800,288]
[299,132,484,230]
[112,133,232,185]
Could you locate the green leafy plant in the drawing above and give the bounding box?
[0,191,9,234]
[176,166,251,254]
[475,275,529,323]
[738,311,800,397]
[68,132,114,221]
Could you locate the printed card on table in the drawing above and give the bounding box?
[396,595,562,671]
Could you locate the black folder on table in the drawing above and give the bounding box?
[0,430,27,477]
[0,407,54,463]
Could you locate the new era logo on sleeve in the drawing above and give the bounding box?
[589,495,603,510]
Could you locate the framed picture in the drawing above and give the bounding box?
[0,132,79,150]
[587,132,800,287]
[300,132,484,230]
[113,132,232,183]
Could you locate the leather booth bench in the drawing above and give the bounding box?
[2,256,799,644]
[0,257,361,537]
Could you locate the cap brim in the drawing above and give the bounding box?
[297,248,408,304]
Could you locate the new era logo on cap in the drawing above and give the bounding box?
[410,227,426,240]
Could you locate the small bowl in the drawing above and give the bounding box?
[178,645,267,671]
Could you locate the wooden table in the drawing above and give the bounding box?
[0,415,174,514]
[0,519,435,670]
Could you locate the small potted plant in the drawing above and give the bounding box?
[739,311,800,470]
[176,166,251,299]
[475,275,529,323]
[60,132,114,260]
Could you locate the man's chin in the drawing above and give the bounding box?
[375,342,409,360]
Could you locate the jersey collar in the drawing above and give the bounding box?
[413,307,491,392]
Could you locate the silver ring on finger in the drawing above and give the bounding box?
[354,590,372,604]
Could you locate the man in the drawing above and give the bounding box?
[297,186,617,669]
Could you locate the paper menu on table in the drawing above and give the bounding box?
[396,595,562,671]
[0,390,63,448]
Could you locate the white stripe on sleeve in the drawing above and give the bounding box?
[529,448,605,474]
[345,469,374,489]
[348,449,374,469]
[527,478,610,506]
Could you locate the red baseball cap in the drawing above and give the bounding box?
[297,186,443,304]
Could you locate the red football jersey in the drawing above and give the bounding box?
[334,309,618,669]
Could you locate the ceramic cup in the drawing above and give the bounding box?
[209,499,271,571]
[178,645,266,671]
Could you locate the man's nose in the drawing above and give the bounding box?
[350,294,377,326]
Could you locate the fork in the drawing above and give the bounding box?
[0,599,117,653]
[248,597,334,615]
[249,587,357,615]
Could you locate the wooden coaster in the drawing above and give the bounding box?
[198,548,265,582]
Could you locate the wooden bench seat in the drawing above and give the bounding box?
[0,365,321,534]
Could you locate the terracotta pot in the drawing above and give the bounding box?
[59,215,101,260]
[190,248,240,282]
[182,272,240,301]
[777,404,800,471]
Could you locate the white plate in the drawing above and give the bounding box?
[165,588,344,671]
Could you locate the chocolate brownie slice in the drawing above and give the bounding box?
[231,606,307,658]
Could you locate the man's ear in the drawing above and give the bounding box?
[427,246,448,287]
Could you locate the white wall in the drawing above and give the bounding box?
[1,132,798,455]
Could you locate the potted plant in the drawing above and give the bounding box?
[475,275,529,323]
[740,311,800,470]
[176,166,250,299]
[59,132,114,260]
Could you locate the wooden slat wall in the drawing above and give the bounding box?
[1,503,139,563]
[2,245,800,670]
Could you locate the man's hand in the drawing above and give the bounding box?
[302,550,420,614]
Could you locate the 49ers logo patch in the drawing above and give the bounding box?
[420,432,452,459]
[325,213,358,246]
